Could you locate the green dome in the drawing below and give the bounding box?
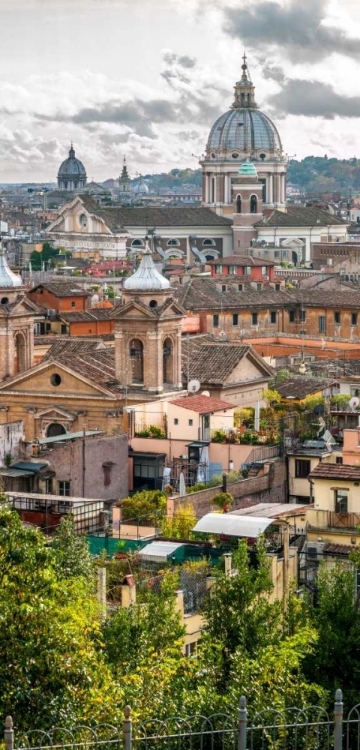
[238,160,258,177]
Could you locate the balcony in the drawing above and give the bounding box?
[307,508,360,533]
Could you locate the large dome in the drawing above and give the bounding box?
[58,144,86,178]
[207,109,282,154]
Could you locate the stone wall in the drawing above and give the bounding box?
[173,459,287,518]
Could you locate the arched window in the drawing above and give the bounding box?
[236,195,242,214]
[202,239,216,247]
[163,337,173,384]
[250,195,258,213]
[131,239,144,248]
[167,239,180,247]
[47,423,66,438]
[129,338,144,383]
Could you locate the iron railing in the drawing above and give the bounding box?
[4,689,360,750]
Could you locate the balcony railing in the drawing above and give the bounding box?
[329,511,360,529]
[307,508,360,531]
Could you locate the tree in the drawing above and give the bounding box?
[160,501,197,539]
[51,515,94,579]
[30,241,59,270]
[120,489,167,524]
[0,504,119,730]
[303,561,360,706]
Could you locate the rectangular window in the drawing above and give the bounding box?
[352,313,358,326]
[257,283,262,290]
[334,311,341,324]
[300,310,306,322]
[295,459,311,478]
[215,264,222,274]
[275,283,281,291]
[222,284,227,292]
[336,456,343,465]
[188,419,193,426]
[270,311,277,324]
[174,418,179,425]
[244,266,251,276]
[229,265,237,275]
[262,266,267,276]
[238,284,243,291]
[232,313,239,326]
[319,315,326,333]
[251,312,258,326]
[213,314,219,327]
[71,301,76,308]
[289,310,296,323]
[334,489,348,513]
[58,481,70,497]
[274,251,280,259]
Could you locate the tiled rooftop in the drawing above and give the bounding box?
[182,338,273,384]
[309,463,360,480]
[30,282,88,297]
[255,206,347,228]
[169,395,236,413]
[275,377,334,400]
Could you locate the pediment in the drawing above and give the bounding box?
[112,300,157,319]
[34,406,77,421]
[158,299,186,318]
[0,359,116,398]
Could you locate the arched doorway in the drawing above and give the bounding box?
[47,423,66,438]
[163,337,173,384]
[129,339,144,383]
[15,332,26,373]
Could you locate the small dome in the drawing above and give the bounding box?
[0,249,22,288]
[58,144,87,179]
[124,246,170,292]
[238,160,258,177]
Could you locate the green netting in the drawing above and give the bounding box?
[87,536,147,557]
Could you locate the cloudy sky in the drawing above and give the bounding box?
[1,0,360,182]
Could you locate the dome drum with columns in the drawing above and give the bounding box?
[201,56,287,214]
[58,144,87,192]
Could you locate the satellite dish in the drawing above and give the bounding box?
[201,390,210,397]
[349,396,360,411]
[188,379,200,394]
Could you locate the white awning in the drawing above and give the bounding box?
[192,512,274,538]
[138,541,184,562]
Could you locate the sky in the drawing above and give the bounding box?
[1,0,360,182]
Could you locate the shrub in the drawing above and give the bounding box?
[120,489,167,524]
[211,491,234,511]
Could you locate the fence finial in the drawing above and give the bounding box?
[4,716,14,750]
[334,689,343,750]
[123,705,132,750]
[238,696,247,750]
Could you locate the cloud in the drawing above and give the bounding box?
[268,78,360,118]
[223,0,360,63]
[262,64,285,84]
[162,51,196,68]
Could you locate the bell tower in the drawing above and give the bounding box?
[232,160,263,254]
[112,246,185,393]
[0,250,34,381]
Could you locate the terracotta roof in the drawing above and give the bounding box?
[255,206,347,228]
[29,282,88,298]
[181,338,273,385]
[309,463,360,480]
[323,543,355,556]
[59,309,114,322]
[43,339,109,359]
[47,348,119,393]
[176,278,360,311]
[77,199,233,229]
[207,255,275,267]
[276,377,334,400]
[169,395,236,413]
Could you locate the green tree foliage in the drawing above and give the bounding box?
[160,501,197,539]
[51,515,94,579]
[211,491,233,511]
[0,504,119,730]
[120,489,167,524]
[303,561,360,706]
[30,241,60,270]
[288,155,360,193]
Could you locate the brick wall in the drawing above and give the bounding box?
[174,459,287,518]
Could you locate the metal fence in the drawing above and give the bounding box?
[4,690,360,750]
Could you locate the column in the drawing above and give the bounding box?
[268,175,273,205]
